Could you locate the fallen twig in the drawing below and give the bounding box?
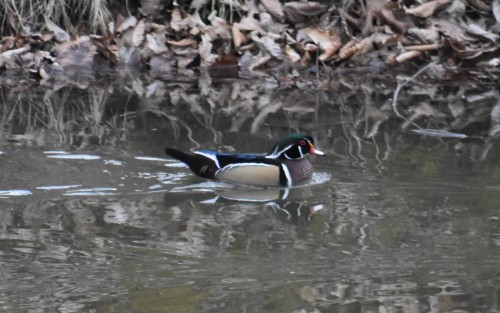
[404,44,440,51]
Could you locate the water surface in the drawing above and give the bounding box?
[1,78,500,312]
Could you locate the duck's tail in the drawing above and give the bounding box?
[165,148,217,179]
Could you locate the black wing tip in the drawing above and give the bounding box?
[165,147,178,155]
[164,148,217,179]
[165,148,185,160]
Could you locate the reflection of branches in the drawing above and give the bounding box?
[0,86,132,146]
[391,62,435,129]
[372,137,383,173]
[163,113,200,149]
[339,98,366,166]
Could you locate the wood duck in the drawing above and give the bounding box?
[165,133,326,187]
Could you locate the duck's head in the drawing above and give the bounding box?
[267,133,326,160]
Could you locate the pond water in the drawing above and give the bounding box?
[1,75,500,313]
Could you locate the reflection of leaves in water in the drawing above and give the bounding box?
[0,85,130,147]
[1,73,500,163]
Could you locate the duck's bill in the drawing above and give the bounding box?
[310,146,326,156]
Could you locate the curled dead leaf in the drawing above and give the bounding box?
[232,27,247,48]
[284,45,301,63]
[261,0,285,23]
[465,0,491,12]
[283,2,327,23]
[208,11,231,40]
[433,19,472,42]
[335,36,375,61]
[304,43,318,53]
[494,0,500,24]
[116,16,138,33]
[199,33,216,65]
[45,18,70,42]
[146,34,169,54]
[0,44,30,68]
[300,51,312,66]
[166,38,198,47]
[466,23,500,42]
[132,20,145,47]
[407,27,441,44]
[233,16,264,32]
[377,9,410,34]
[306,28,342,61]
[251,54,272,70]
[171,5,185,32]
[406,0,451,18]
[251,34,282,58]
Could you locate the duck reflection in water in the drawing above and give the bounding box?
[163,183,324,224]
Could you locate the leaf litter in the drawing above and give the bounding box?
[1,0,500,140]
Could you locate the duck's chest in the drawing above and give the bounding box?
[283,158,313,184]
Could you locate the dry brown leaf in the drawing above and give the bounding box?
[336,36,375,61]
[407,27,441,44]
[466,23,500,42]
[171,6,184,32]
[251,54,272,70]
[167,38,198,47]
[116,16,138,33]
[251,34,282,58]
[377,9,410,34]
[259,12,286,34]
[132,20,145,47]
[494,0,500,23]
[337,39,360,61]
[465,0,491,11]
[232,27,247,48]
[306,28,342,61]
[284,45,301,63]
[433,19,472,42]
[146,34,169,54]
[304,43,318,53]
[0,44,30,68]
[300,51,312,66]
[208,11,231,40]
[0,37,16,53]
[190,0,210,10]
[284,2,327,16]
[445,0,466,17]
[283,2,327,23]
[45,17,70,42]
[199,33,216,65]
[406,0,451,18]
[261,0,285,23]
[233,16,264,32]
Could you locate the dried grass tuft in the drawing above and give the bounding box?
[0,0,112,35]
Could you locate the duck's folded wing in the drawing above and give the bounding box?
[215,162,291,186]
[165,149,218,179]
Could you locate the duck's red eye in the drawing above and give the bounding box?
[299,139,307,146]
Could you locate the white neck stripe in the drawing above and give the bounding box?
[281,164,292,186]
